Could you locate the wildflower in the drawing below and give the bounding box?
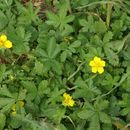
[89,56,105,74]
[0,34,12,48]
[11,100,25,116]
[4,40,12,48]
[11,111,17,116]
[62,93,75,107]
[11,104,16,116]
[18,100,25,107]
[0,35,7,42]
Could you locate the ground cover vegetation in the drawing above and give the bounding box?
[0,0,130,130]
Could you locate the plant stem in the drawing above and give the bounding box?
[91,73,129,102]
[76,1,117,9]
[123,123,130,130]
[106,3,113,27]
[67,61,86,81]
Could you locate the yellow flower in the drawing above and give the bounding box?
[0,34,13,48]
[4,40,12,48]
[0,34,7,47]
[89,56,105,74]
[0,41,3,47]
[11,111,17,116]
[11,104,16,111]
[0,35,7,42]
[62,93,75,107]
[18,100,25,107]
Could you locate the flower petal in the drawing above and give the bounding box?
[100,60,105,67]
[92,67,98,73]
[89,61,95,66]
[69,99,75,107]
[4,40,12,48]
[98,67,104,74]
[0,35,7,42]
[94,56,101,62]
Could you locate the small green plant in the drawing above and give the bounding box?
[0,0,130,130]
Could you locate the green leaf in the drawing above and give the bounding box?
[33,61,44,75]
[51,60,62,75]
[73,79,101,99]
[78,110,95,120]
[64,15,74,24]
[95,20,107,34]
[102,124,113,130]
[104,46,119,66]
[88,114,100,130]
[79,19,89,32]
[59,124,67,130]
[59,3,68,21]
[46,11,60,28]
[0,11,8,31]
[0,113,6,130]
[21,81,37,101]
[0,65,6,82]
[38,80,49,97]
[99,112,111,124]
[109,96,120,116]
[103,31,113,43]
[69,40,81,49]
[47,37,61,59]
[9,27,31,55]
[0,86,13,98]
[60,51,67,62]
[94,100,109,111]
[16,1,40,25]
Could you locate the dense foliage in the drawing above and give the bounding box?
[0,0,130,130]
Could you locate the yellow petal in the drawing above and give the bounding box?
[63,93,68,98]
[89,61,95,66]
[92,67,98,73]
[4,40,12,48]
[98,67,104,74]
[0,35,7,42]
[100,60,105,67]
[69,99,75,107]
[94,56,101,62]
[0,41,3,47]
[63,93,72,100]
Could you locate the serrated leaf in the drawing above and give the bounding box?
[46,11,59,28]
[95,20,107,33]
[0,65,6,82]
[0,98,14,108]
[21,81,37,101]
[47,37,60,59]
[88,114,100,130]
[0,86,13,98]
[103,31,113,43]
[38,80,49,96]
[78,110,95,120]
[59,3,67,21]
[99,112,111,124]
[0,11,8,31]
[60,51,67,62]
[51,60,62,75]
[0,113,6,130]
[104,47,119,66]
